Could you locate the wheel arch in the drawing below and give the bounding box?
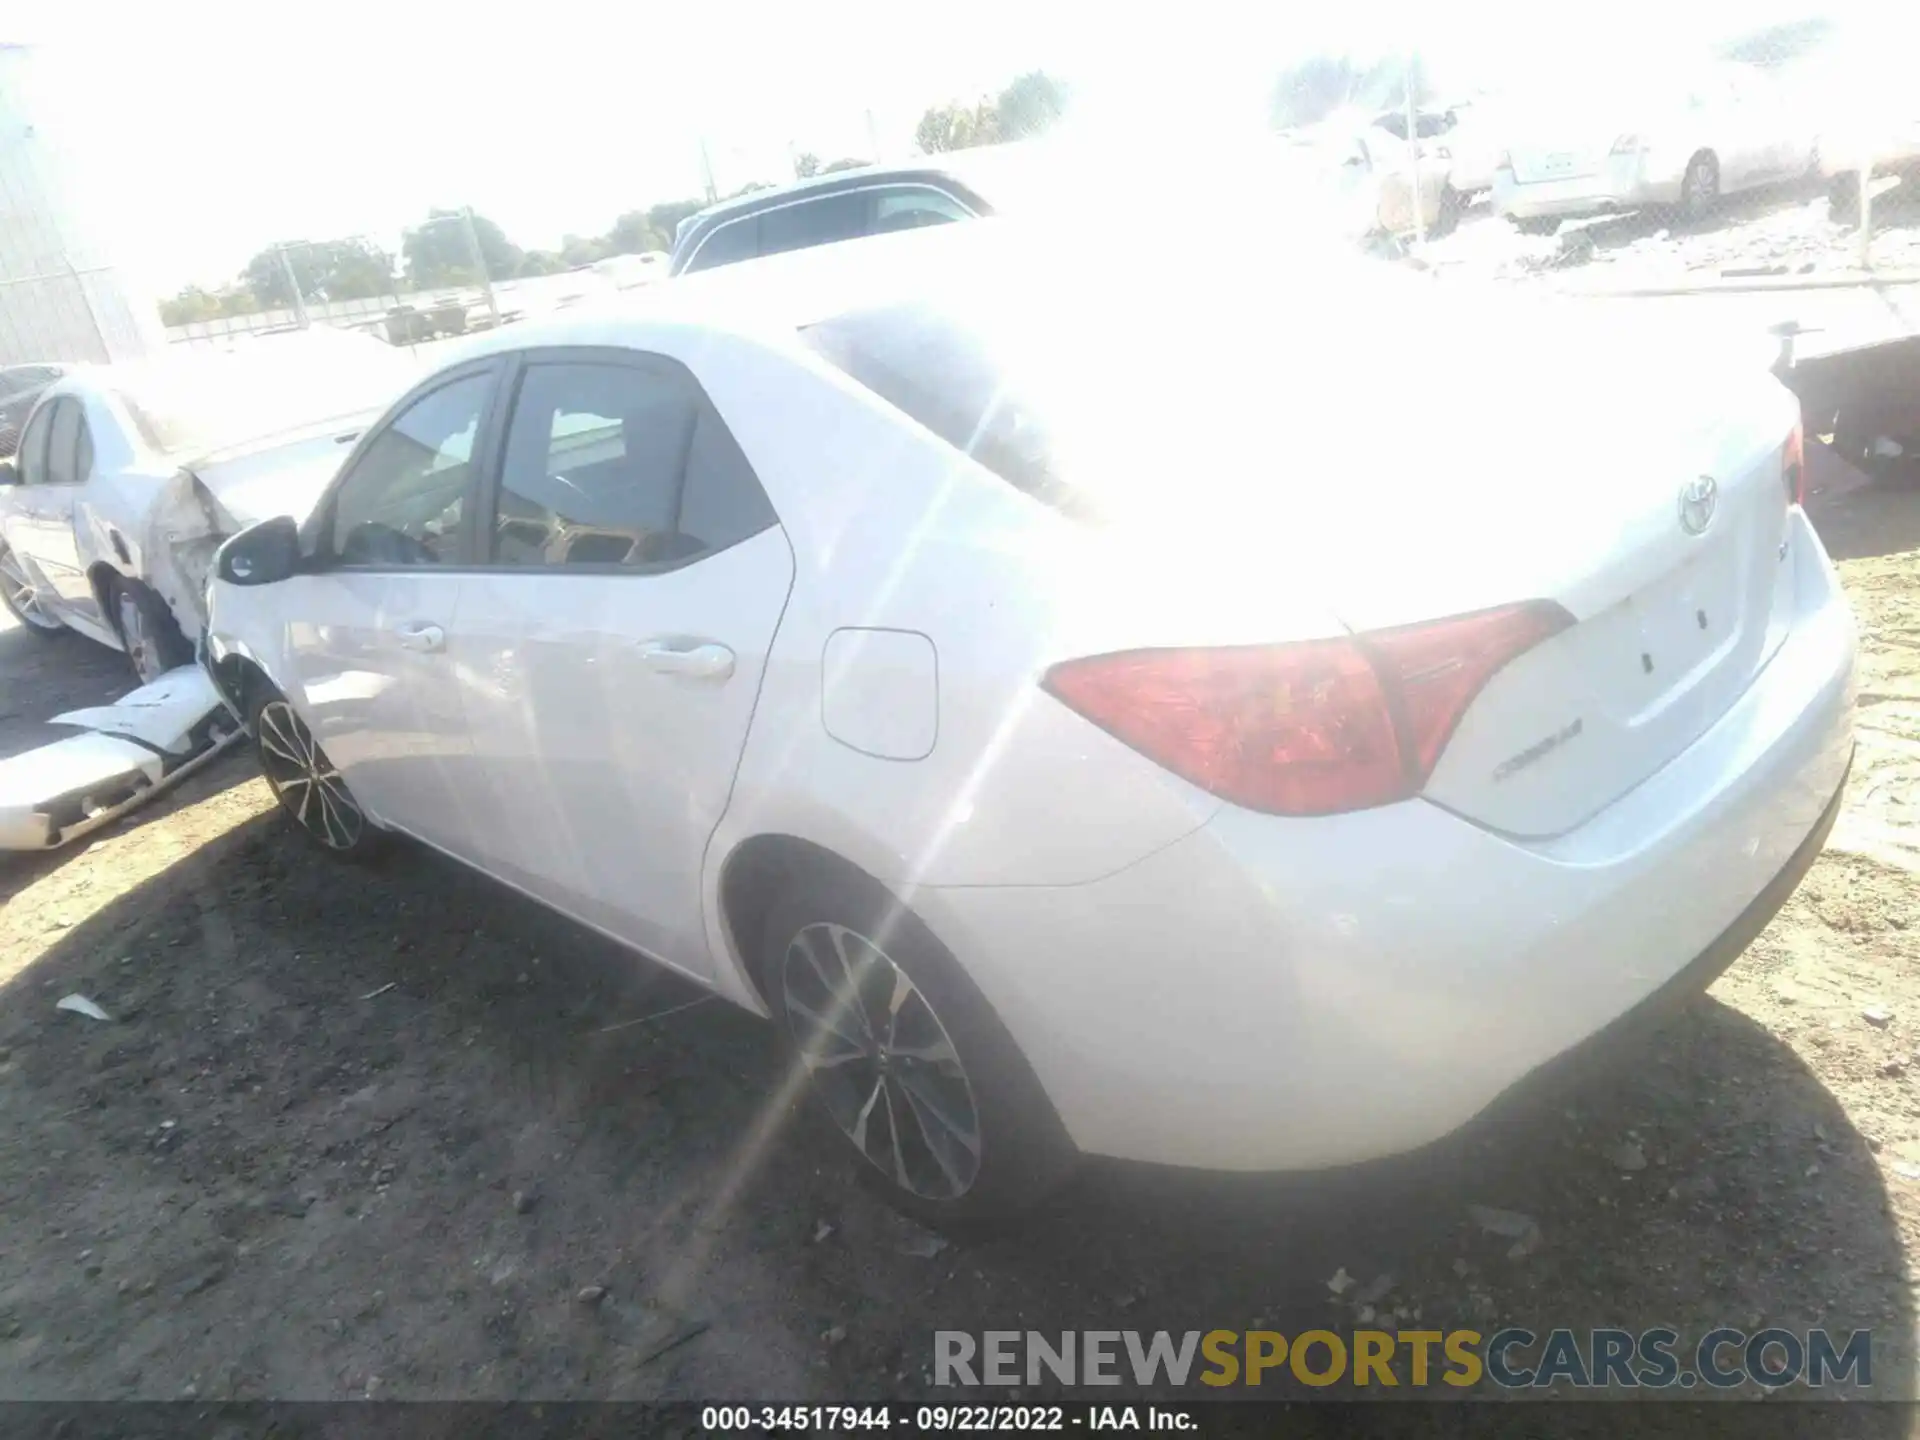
[85,560,125,631]
[715,833,889,1014]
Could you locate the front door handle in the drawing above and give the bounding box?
[394,622,446,653]
[636,638,735,680]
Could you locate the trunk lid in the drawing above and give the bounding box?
[1098,286,1799,839]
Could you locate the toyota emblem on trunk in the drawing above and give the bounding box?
[1679,475,1718,535]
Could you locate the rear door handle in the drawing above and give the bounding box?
[636,639,735,680]
[393,622,445,653]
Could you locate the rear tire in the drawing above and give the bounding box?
[760,870,1077,1229]
[107,576,192,684]
[1679,150,1721,225]
[1829,171,1863,223]
[1511,215,1560,236]
[248,683,386,862]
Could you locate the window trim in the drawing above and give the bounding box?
[679,181,982,274]
[306,358,509,574]
[473,345,778,578]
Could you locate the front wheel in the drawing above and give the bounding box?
[108,576,192,684]
[0,543,67,638]
[762,872,1077,1228]
[249,686,385,861]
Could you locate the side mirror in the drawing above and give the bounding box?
[215,515,302,587]
[0,458,17,487]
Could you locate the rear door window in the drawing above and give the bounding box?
[872,187,971,234]
[802,304,1068,510]
[489,358,775,568]
[756,192,872,258]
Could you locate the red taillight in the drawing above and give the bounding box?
[1042,602,1573,817]
[1783,419,1806,505]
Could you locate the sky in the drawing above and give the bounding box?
[11,0,1844,295]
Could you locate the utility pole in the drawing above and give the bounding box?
[277,243,311,329]
[1857,163,1873,270]
[460,207,501,329]
[1404,52,1426,253]
[698,138,718,202]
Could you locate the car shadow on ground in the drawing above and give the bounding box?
[1806,441,1920,563]
[0,796,1908,1411]
[0,621,131,764]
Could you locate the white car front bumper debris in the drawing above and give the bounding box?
[0,666,241,851]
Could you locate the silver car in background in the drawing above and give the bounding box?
[1493,62,1816,233]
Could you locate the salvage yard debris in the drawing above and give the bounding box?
[53,994,112,1023]
[0,666,239,853]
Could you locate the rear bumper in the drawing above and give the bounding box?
[1493,155,1678,220]
[919,509,1856,1170]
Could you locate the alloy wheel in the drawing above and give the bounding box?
[116,589,166,683]
[256,700,364,850]
[0,548,61,631]
[782,921,982,1201]
[1682,156,1719,220]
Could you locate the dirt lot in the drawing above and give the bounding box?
[0,443,1918,1414]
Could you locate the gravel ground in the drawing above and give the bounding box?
[1,450,1918,1411]
[1425,173,1920,289]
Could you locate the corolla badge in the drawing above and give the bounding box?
[1679,475,1718,535]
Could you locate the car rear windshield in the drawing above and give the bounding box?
[800,302,1079,514]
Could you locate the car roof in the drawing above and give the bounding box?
[668,142,1052,268]
[453,204,1382,370]
[457,219,1034,362]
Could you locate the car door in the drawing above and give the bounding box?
[7,397,97,614]
[451,349,794,979]
[278,362,502,857]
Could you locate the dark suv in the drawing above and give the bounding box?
[668,145,1046,277]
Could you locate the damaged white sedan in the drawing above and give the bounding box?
[0,329,418,681]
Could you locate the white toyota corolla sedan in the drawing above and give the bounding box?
[202,220,1857,1223]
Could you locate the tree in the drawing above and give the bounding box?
[645,199,705,241]
[993,71,1068,139]
[159,286,227,326]
[402,209,523,289]
[915,99,997,154]
[793,151,821,179]
[239,237,394,308]
[609,211,669,254]
[560,232,614,269]
[518,250,566,277]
